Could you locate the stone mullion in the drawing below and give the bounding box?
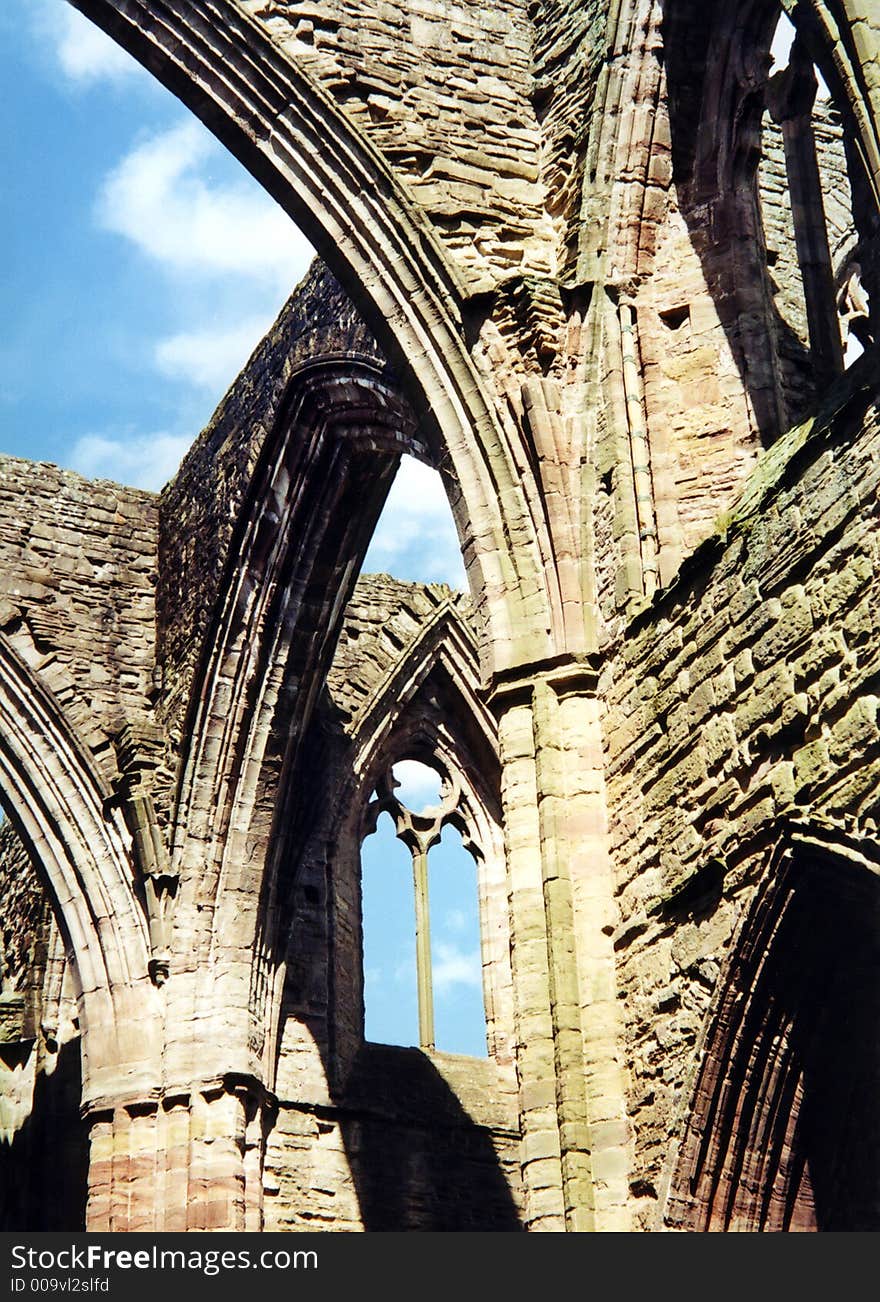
[411,846,435,1051]
[497,698,567,1231]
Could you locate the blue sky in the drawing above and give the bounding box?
[0,0,465,585]
[1,1,481,1053]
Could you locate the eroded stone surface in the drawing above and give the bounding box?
[0,0,878,1233]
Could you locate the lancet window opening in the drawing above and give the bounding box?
[360,757,487,1055]
[760,6,875,403]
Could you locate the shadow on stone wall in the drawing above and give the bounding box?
[0,1038,88,1230]
[784,859,880,1229]
[667,841,880,1231]
[337,1043,522,1231]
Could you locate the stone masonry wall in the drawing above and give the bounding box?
[531,0,608,280]
[602,357,880,1228]
[326,572,473,722]
[245,0,551,288]
[264,1046,523,1231]
[0,458,157,754]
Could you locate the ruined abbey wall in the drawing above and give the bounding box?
[0,0,878,1234]
[0,460,156,760]
[605,362,880,1226]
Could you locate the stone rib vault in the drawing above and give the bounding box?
[1,0,879,1231]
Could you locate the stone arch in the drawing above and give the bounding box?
[350,597,501,833]
[268,583,512,1089]
[165,357,430,1084]
[663,821,880,1231]
[0,632,156,1107]
[69,0,562,670]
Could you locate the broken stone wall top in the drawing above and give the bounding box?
[156,261,386,760]
[0,457,157,748]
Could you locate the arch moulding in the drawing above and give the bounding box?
[70,0,563,674]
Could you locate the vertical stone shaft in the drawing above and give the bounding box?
[531,680,594,1233]
[555,686,631,1232]
[497,669,631,1232]
[769,44,844,384]
[412,846,435,1051]
[498,692,568,1231]
[619,301,659,599]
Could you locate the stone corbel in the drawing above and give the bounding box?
[113,724,178,986]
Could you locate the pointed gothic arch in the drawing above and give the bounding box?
[69,0,564,671]
[664,821,880,1231]
[162,355,429,1084]
[0,632,156,1107]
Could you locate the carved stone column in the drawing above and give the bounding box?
[767,38,845,384]
[84,1078,272,1232]
[492,661,631,1232]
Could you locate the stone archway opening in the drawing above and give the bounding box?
[663,0,879,444]
[758,4,874,415]
[666,834,880,1232]
[362,460,467,591]
[0,799,89,1231]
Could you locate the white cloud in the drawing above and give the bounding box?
[71,431,191,491]
[444,908,469,935]
[34,0,145,86]
[432,941,482,993]
[392,759,443,811]
[154,316,275,391]
[96,120,312,294]
[363,456,466,588]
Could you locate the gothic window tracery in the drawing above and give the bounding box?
[760,6,875,399]
[360,757,488,1056]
